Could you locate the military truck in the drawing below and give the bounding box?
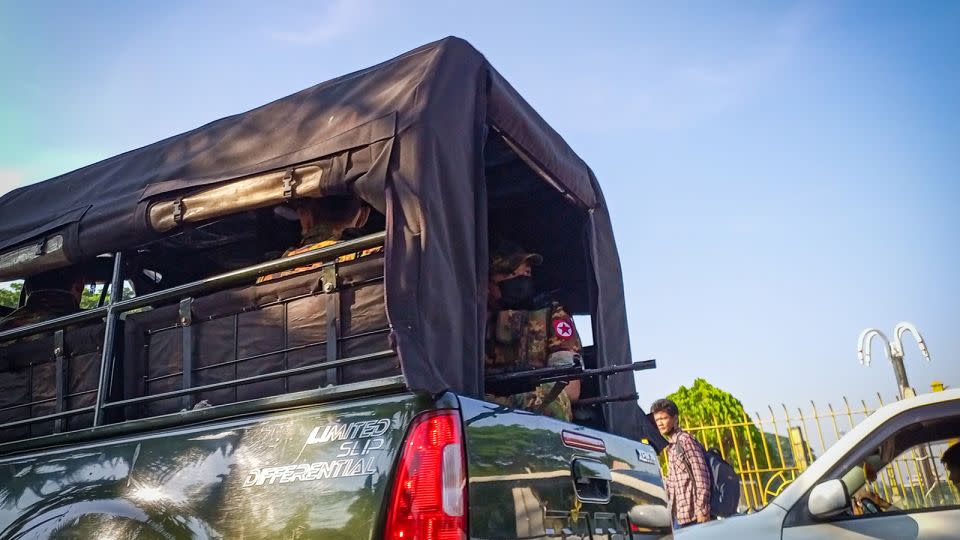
[0,37,669,539]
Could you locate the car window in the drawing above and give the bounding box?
[838,436,960,517]
[783,400,960,529]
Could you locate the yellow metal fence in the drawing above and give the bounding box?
[679,393,959,511]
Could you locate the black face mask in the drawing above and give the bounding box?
[498,275,535,308]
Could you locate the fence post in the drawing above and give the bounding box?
[742,409,763,511]
[788,427,809,471]
[809,401,827,458]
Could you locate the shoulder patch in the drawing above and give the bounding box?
[552,317,574,340]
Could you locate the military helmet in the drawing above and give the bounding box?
[490,240,543,275]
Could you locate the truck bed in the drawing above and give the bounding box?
[0,391,667,539]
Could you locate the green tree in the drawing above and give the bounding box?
[666,378,818,507]
[0,282,23,309]
[1,281,132,311]
[79,284,124,309]
[668,378,784,471]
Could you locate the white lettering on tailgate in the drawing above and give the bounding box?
[242,417,391,488]
[243,457,377,487]
[306,419,391,444]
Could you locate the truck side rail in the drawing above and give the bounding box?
[0,232,399,454]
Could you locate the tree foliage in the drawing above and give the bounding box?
[669,378,749,429]
[668,378,784,470]
[1,281,131,311]
[0,282,22,309]
[665,379,822,507]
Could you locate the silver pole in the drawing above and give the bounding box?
[858,323,936,492]
[92,252,124,427]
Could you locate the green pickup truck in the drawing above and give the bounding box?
[0,38,668,539]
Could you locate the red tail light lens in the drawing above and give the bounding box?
[385,410,467,540]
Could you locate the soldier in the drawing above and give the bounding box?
[258,195,383,283]
[485,241,582,421]
[0,267,86,332]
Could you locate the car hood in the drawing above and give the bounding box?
[674,504,787,539]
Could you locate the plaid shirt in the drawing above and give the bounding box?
[665,429,711,526]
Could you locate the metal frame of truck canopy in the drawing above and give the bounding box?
[0,234,404,453]
[0,37,660,445]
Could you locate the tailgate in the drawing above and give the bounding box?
[461,396,669,539]
[0,392,439,539]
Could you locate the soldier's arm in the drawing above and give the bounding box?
[547,302,582,356]
[548,302,582,401]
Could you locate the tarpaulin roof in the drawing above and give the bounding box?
[0,37,661,445]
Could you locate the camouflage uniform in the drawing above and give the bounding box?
[257,239,382,283]
[485,298,582,421]
[490,382,575,422]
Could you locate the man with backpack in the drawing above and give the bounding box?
[651,398,712,528]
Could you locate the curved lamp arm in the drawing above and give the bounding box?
[893,321,931,362]
[857,328,891,366]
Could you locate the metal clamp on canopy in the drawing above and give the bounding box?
[282,168,298,199]
[172,198,185,225]
[320,263,338,294]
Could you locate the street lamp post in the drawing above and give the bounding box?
[858,322,937,498]
[857,322,931,399]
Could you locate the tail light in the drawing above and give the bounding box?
[385,410,467,540]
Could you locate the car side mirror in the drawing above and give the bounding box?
[628,504,671,530]
[808,479,849,518]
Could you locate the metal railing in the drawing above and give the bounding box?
[0,232,392,444]
[678,392,960,511]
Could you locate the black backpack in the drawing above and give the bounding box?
[677,435,741,518]
[704,447,740,517]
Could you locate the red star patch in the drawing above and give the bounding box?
[553,318,574,340]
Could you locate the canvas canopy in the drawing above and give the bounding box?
[0,37,658,443]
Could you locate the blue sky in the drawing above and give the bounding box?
[1,1,957,415]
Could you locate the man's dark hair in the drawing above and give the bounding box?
[942,442,960,467]
[650,398,679,418]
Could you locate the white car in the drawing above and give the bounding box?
[673,389,960,539]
